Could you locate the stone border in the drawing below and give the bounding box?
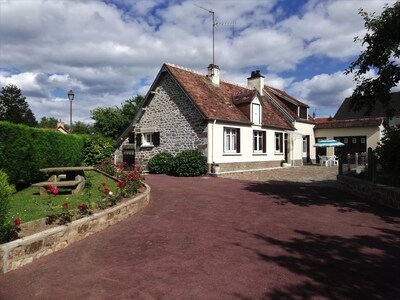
[0,183,150,274]
[337,175,400,209]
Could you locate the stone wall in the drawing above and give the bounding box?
[124,72,208,168]
[0,184,150,274]
[337,175,400,209]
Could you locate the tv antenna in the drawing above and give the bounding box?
[194,4,234,67]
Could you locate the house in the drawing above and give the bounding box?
[313,92,400,159]
[116,63,316,173]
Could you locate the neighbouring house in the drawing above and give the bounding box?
[115,63,316,173]
[313,91,400,160]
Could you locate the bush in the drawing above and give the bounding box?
[0,170,18,243]
[172,150,207,177]
[0,121,84,188]
[376,125,400,187]
[82,135,115,166]
[147,152,175,174]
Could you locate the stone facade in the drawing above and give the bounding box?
[119,72,208,168]
[0,185,150,274]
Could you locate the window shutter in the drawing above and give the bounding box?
[153,132,160,146]
[128,132,135,144]
[236,128,241,153]
[280,133,283,153]
[262,131,266,153]
[136,133,142,147]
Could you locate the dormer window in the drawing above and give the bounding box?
[252,103,261,125]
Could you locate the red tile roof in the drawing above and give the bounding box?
[165,63,294,130]
[315,117,383,129]
[266,86,309,108]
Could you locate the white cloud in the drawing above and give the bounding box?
[0,0,397,123]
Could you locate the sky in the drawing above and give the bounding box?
[0,0,398,124]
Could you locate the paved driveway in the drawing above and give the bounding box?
[1,170,399,299]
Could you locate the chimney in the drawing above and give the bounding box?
[207,64,220,87]
[247,70,264,95]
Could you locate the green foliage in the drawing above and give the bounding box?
[82,135,115,166]
[72,121,94,135]
[147,152,175,174]
[91,95,143,139]
[376,125,400,187]
[0,84,37,126]
[0,170,18,243]
[0,121,84,189]
[346,2,400,117]
[38,117,58,128]
[172,150,207,177]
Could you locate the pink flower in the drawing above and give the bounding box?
[100,182,106,186]
[104,188,110,195]
[14,218,21,227]
[52,188,59,195]
[63,203,69,209]
[78,204,87,211]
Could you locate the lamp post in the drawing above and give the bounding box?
[67,90,74,133]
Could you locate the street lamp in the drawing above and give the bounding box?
[67,90,74,133]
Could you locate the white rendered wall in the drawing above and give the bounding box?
[207,121,286,165]
[290,121,316,163]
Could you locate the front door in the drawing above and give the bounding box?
[302,135,309,164]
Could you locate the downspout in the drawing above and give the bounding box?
[211,119,216,166]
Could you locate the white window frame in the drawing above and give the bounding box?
[253,130,263,153]
[252,103,261,125]
[224,127,237,153]
[275,132,284,154]
[142,133,154,147]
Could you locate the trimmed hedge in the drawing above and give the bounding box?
[172,150,208,177]
[147,152,175,174]
[0,121,84,188]
[0,170,17,243]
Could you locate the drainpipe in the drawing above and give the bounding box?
[211,119,216,166]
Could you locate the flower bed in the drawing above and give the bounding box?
[0,183,150,274]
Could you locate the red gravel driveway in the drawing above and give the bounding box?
[0,174,399,299]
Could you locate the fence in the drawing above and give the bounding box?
[338,148,377,182]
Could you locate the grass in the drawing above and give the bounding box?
[6,171,118,224]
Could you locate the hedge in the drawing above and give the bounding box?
[0,121,84,188]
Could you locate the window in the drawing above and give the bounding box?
[224,127,240,153]
[352,138,357,144]
[253,130,266,153]
[252,103,261,124]
[344,138,348,144]
[136,132,160,148]
[275,132,284,153]
[361,138,366,143]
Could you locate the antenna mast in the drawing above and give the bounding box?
[195,4,234,67]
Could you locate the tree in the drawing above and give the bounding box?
[91,95,143,139]
[38,117,58,128]
[346,1,400,117]
[72,121,94,135]
[0,84,37,126]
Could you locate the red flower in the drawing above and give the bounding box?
[14,218,21,227]
[100,182,106,186]
[63,203,69,209]
[104,188,110,195]
[78,204,87,211]
[52,188,59,195]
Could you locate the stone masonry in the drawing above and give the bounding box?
[133,72,208,167]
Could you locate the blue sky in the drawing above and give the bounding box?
[0,0,398,123]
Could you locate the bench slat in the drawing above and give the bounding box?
[32,180,82,187]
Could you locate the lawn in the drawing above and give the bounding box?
[7,171,118,224]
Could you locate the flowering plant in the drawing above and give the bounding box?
[46,184,59,195]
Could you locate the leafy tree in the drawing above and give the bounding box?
[72,121,94,135]
[346,2,400,117]
[38,117,58,128]
[0,84,37,126]
[91,95,143,139]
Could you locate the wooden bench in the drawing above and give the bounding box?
[32,175,85,196]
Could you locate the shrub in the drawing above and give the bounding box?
[172,150,207,177]
[376,125,400,187]
[147,152,175,174]
[82,135,115,166]
[0,170,18,243]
